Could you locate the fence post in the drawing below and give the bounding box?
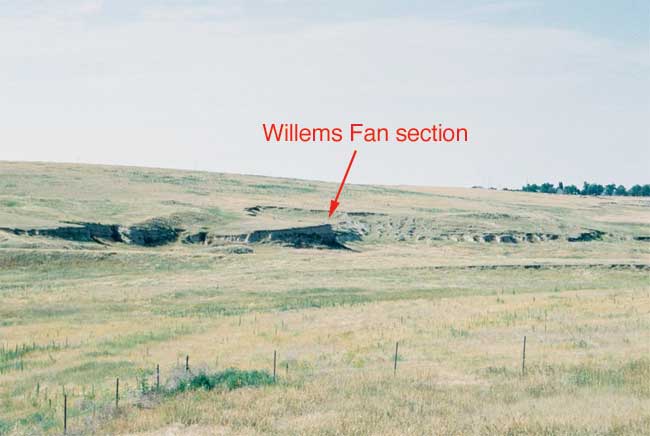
[521,336,527,376]
[544,311,548,333]
[273,350,277,382]
[63,393,67,435]
[115,377,119,410]
[156,364,160,390]
[185,355,189,372]
[393,341,399,376]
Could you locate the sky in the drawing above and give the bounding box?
[0,0,648,188]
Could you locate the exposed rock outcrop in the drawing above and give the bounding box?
[0,220,181,247]
[0,207,621,251]
[242,205,614,245]
[0,220,359,250]
[201,224,360,249]
[1,222,123,244]
[120,219,180,246]
[567,230,606,242]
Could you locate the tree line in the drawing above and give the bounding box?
[521,182,650,197]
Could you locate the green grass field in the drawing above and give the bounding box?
[0,161,649,435]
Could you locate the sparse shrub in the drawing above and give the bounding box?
[18,410,57,432]
[0,199,19,207]
[449,327,469,338]
[484,366,511,377]
[174,368,274,393]
[137,368,154,393]
[573,339,590,349]
[526,381,559,398]
[343,351,366,368]
[568,359,650,395]
[0,419,12,434]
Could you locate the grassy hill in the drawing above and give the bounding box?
[0,162,649,435]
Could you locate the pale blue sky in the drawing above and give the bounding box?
[1,1,648,187]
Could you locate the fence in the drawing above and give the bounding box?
[3,336,531,434]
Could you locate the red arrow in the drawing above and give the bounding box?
[328,149,357,218]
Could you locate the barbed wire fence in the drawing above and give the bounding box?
[3,334,537,435]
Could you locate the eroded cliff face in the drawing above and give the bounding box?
[0,219,181,247]
[1,204,643,251]
[201,224,360,249]
[0,221,360,250]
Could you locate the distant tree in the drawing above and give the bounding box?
[540,182,556,194]
[629,184,643,196]
[522,184,540,192]
[582,182,604,196]
[564,184,579,195]
[642,185,650,197]
[520,182,647,196]
[592,184,604,195]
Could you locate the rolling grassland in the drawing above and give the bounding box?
[0,162,649,435]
